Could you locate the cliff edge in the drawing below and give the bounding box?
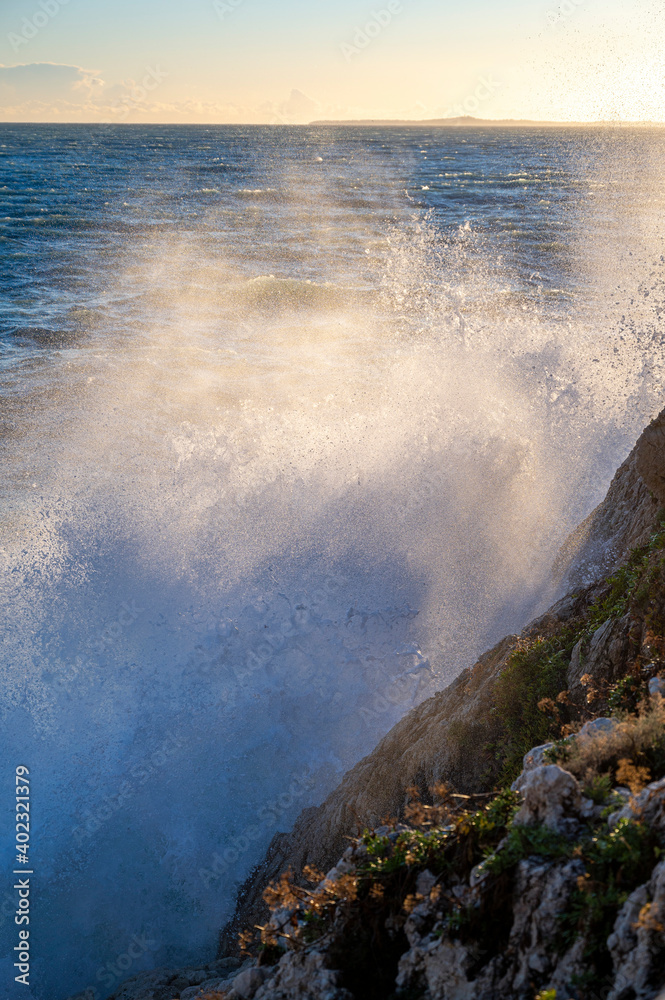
[221,411,665,953]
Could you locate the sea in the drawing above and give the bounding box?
[1,123,664,999]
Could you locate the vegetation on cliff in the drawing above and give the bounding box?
[234,511,665,999]
[247,692,665,1000]
[453,510,665,787]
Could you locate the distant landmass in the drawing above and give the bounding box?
[307,115,638,128]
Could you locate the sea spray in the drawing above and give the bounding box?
[0,124,664,998]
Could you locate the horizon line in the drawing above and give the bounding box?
[0,116,664,127]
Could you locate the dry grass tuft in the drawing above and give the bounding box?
[616,758,652,794]
[558,698,665,785]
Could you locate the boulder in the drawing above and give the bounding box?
[253,951,352,1000]
[649,677,665,697]
[512,765,584,832]
[228,966,274,999]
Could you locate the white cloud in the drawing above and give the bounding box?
[0,62,110,119]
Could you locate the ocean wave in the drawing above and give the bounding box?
[219,274,368,314]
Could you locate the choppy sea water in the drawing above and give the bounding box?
[1,124,664,999]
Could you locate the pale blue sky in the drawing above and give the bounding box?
[0,0,662,122]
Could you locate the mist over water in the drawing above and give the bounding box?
[1,124,664,998]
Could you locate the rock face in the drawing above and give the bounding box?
[635,407,665,505]
[395,853,590,1000]
[555,418,661,591]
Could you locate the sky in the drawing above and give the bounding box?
[0,0,663,123]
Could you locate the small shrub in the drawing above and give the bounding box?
[583,773,613,805]
[559,817,660,962]
[616,758,651,794]
[549,700,665,786]
[608,675,647,715]
[493,626,580,782]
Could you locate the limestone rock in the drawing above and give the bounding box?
[228,966,274,999]
[609,777,665,836]
[99,959,243,1000]
[579,716,618,738]
[567,637,585,688]
[507,856,587,994]
[181,978,236,999]
[556,422,661,591]
[607,860,665,1000]
[635,406,665,504]
[104,969,192,1000]
[512,765,583,832]
[511,742,570,793]
[396,853,588,999]
[649,676,665,697]
[253,951,352,1000]
[574,618,631,690]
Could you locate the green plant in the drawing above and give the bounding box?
[481,823,570,880]
[583,774,613,805]
[544,735,574,765]
[559,817,660,962]
[492,626,579,782]
[608,675,647,715]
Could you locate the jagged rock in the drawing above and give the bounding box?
[569,617,631,693]
[635,407,665,504]
[396,854,589,998]
[609,777,665,836]
[254,770,665,999]
[181,978,236,999]
[567,637,585,688]
[104,969,190,1000]
[557,424,661,590]
[416,869,438,896]
[505,857,587,993]
[649,676,665,697]
[579,716,619,739]
[511,740,581,793]
[228,966,274,999]
[99,959,244,1000]
[512,765,584,832]
[253,951,352,1000]
[607,860,665,1000]
[522,742,555,772]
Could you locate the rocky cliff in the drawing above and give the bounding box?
[221,411,665,955]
